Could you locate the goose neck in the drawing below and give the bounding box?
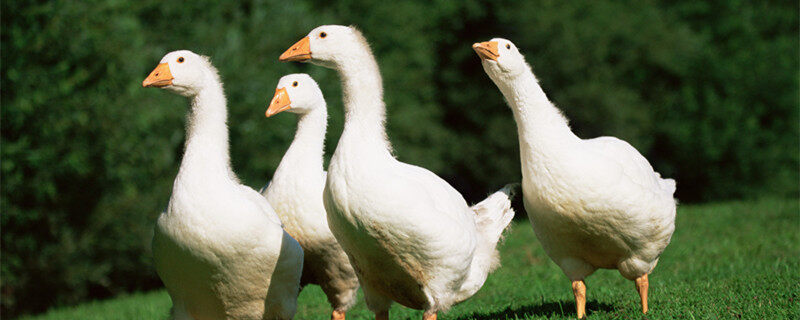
[502,72,570,133]
[336,53,392,152]
[498,71,578,164]
[274,108,327,179]
[178,79,235,181]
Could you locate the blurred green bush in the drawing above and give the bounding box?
[2,0,797,316]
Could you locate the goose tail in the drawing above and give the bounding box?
[470,183,517,271]
[661,178,677,195]
[448,183,517,307]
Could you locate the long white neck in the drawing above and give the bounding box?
[335,50,393,156]
[177,76,236,182]
[272,107,327,182]
[494,68,579,167]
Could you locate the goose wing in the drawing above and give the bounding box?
[395,161,473,222]
[584,136,675,196]
[239,185,283,226]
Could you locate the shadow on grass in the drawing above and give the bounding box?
[455,300,615,320]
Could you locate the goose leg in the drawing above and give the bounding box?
[423,312,437,320]
[331,310,346,320]
[635,274,649,314]
[375,311,388,320]
[572,280,586,319]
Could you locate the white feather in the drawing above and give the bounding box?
[299,26,516,316]
[262,74,360,315]
[479,38,677,282]
[149,50,303,320]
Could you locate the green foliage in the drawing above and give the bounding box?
[18,199,800,319]
[2,0,797,316]
[429,0,800,202]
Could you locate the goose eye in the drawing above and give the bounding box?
[319,32,327,38]
[506,44,511,49]
[292,81,298,87]
[178,57,185,63]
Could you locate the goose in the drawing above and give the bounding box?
[143,50,304,320]
[279,25,516,320]
[473,39,677,318]
[261,73,359,320]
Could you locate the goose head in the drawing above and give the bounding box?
[266,73,325,117]
[279,25,367,68]
[142,50,217,97]
[473,38,529,82]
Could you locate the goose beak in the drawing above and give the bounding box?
[472,41,499,61]
[279,37,312,62]
[266,87,291,117]
[142,63,174,88]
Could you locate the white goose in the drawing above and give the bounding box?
[261,74,359,320]
[473,39,677,318]
[279,26,516,320]
[143,50,303,320]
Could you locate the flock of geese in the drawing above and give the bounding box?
[141,25,677,320]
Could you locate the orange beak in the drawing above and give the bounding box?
[279,37,312,62]
[142,63,174,88]
[472,41,499,61]
[266,87,291,117]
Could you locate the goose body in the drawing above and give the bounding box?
[261,74,359,320]
[144,51,303,320]
[280,26,515,319]
[474,39,676,318]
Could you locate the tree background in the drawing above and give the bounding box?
[2,0,797,317]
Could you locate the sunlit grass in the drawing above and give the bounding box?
[21,198,799,319]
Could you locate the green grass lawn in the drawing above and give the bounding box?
[20,198,799,320]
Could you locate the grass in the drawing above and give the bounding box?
[20,198,799,319]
